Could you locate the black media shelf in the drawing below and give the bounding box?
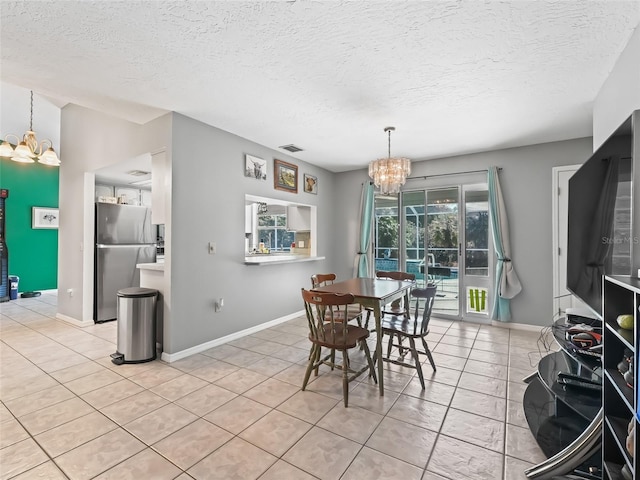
[604,416,633,470]
[602,461,624,480]
[537,351,602,422]
[551,318,603,373]
[522,339,603,477]
[524,378,592,458]
[602,276,638,480]
[603,369,634,413]
[604,322,634,352]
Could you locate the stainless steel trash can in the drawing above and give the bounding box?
[111,287,158,365]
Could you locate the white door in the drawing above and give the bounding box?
[552,165,581,318]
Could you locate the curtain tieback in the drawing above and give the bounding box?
[357,251,366,255]
[497,257,511,262]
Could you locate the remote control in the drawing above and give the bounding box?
[557,376,602,392]
[557,371,601,385]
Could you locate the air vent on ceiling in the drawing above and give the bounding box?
[279,144,304,153]
[127,169,150,177]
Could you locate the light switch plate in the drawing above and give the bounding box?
[208,242,216,254]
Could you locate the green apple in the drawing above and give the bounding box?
[616,314,634,330]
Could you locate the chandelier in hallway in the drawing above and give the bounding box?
[368,126,410,195]
[0,90,60,166]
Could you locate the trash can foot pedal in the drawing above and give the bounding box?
[110,352,124,365]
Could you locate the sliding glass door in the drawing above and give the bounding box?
[401,188,460,316]
[373,182,492,321]
[461,186,492,320]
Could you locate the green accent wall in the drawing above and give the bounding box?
[0,159,59,292]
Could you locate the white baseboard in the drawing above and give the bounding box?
[490,320,545,332]
[161,310,305,363]
[56,313,94,327]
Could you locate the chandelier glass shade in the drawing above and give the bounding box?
[0,91,60,166]
[368,127,411,195]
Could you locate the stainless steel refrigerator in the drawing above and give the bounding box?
[94,203,156,322]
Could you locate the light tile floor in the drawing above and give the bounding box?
[0,292,552,480]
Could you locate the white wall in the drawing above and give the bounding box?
[57,105,171,323]
[593,25,640,148]
[333,137,594,327]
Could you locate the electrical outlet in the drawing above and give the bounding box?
[208,242,216,255]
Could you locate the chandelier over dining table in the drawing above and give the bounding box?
[0,90,60,166]
[368,126,410,195]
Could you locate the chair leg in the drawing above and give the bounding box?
[364,310,371,330]
[330,348,336,371]
[421,337,437,372]
[342,350,349,407]
[314,346,322,376]
[362,341,377,384]
[386,332,393,359]
[409,337,425,389]
[302,344,317,390]
[397,335,405,357]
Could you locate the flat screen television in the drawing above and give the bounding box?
[567,116,633,317]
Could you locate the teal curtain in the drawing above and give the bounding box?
[488,167,522,321]
[355,181,374,277]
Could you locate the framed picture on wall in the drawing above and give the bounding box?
[32,207,59,229]
[245,154,267,180]
[303,174,317,194]
[274,159,298,193]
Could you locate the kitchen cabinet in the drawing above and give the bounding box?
[140,189,152,207]
[287,205,311,231]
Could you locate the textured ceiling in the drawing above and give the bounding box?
[2,1,639,172]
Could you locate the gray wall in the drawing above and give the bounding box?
[332,137,594,327]
[56,103,595,352]
[167,113,336,353]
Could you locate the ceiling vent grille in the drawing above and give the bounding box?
[127,169,150,176]
[279,144,304,153]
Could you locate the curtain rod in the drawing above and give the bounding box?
[406,167,502,181]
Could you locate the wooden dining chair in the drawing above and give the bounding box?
[380,284,437,389]
[311,273,364,327]
[301,288,377,407]
[363,271,416,330]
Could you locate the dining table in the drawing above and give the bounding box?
[311,277,414,395]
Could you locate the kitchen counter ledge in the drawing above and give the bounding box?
[137,262,165,271]
[244,255,325,265]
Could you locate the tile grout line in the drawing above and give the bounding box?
[2,299,545,480]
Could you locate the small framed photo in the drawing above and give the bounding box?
[32,207,59,229]
[244,154,267,180]
[303,174,317,194]
[274,159,298,193]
